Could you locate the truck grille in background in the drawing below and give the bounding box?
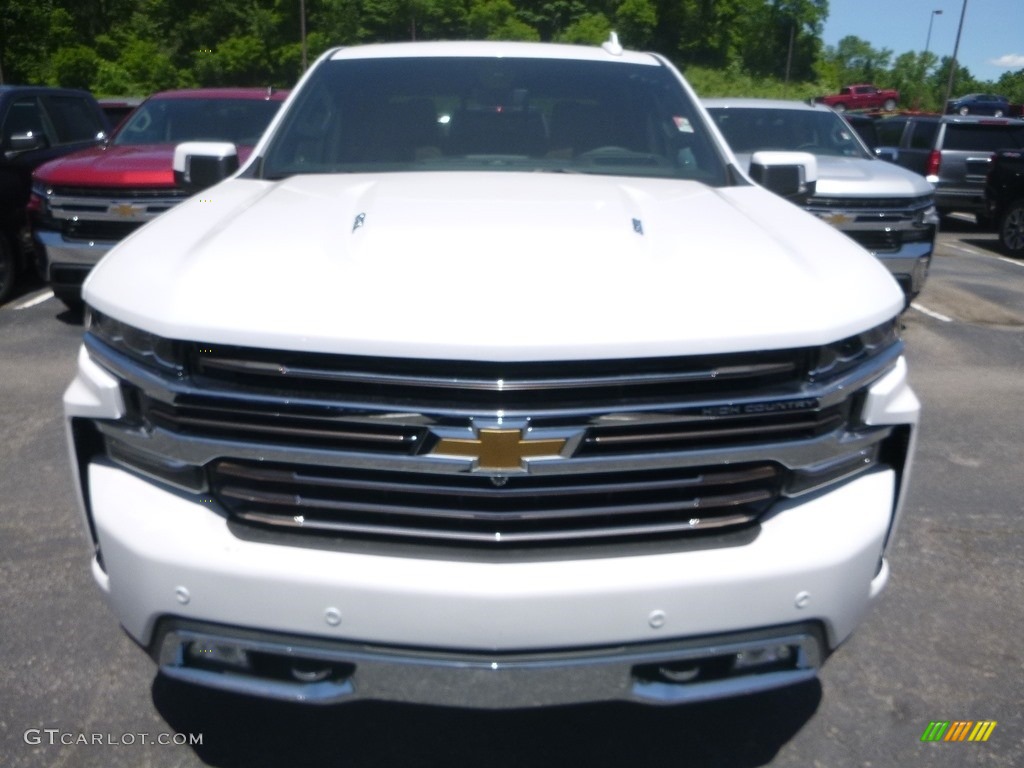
[45,187,188,242]
[808,195,933,210]
[210,459,784,544]
[805,195,934,254]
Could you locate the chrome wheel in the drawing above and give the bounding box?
[1000,203,1024,256]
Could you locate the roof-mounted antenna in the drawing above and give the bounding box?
[602,31,623,56]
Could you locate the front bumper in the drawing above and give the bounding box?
[153,619,827,707]
[34,228,114,291]
[76,455,898,707]
[873,241,932,300]
[933,186,987,215]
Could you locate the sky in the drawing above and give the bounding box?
[820,0,1023,85]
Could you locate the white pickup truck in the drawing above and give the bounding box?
[65,38,919,708]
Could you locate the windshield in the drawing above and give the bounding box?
[112,97,282,146]
[258,56,727,184]
[707,107,873,159]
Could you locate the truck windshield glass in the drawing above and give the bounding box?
[112,98,281,147]
[259,56,727,184]
[708,107,873,159]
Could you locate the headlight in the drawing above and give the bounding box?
[87,309,185,375]
[810,318,901,381]
[27,182,53,221]
[916,204,939,227]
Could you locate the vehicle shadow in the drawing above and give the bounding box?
[54,304,85,325]
[153,675,821,768]
[962,237,1018,259]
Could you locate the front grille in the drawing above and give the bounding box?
[210,459,783,544]
[45,186,187,241]
[808,194,933,210]
[49,186,189,200]
[93,336,901,550]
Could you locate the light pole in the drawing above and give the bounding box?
[943,0,969,111]
[300,0,308,73]
[924,9,942,55]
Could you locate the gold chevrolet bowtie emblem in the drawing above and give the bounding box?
[432,428,567,471]
[111,203,141,218]
[820,212,853,227]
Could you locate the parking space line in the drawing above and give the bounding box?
[12,290,54,310]
[945,242,1024,268]
[945,243,987,257]
[910,302,953,322]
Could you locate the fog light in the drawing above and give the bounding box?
[188,640,251,670]
[734,645,793,671]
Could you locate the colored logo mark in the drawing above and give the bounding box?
[921,721,997,742]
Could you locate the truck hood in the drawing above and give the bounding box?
[734,153,934,198]
[812,156,934,197]
[34,143,255,188]
[85,172,903,360]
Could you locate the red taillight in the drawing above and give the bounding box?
[926,150,941,177]
[26,192,42,215]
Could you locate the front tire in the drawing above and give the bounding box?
[0,235,18,304]
[998,201,1024,256]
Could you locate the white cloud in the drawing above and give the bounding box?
[990,54,1024,68]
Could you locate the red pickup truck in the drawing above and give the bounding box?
[816,84,899,112]
[30,87,288,308]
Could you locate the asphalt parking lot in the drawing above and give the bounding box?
[1,222,1022,767]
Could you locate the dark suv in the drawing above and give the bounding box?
[874,115,1024,223]
[0,86,109,302]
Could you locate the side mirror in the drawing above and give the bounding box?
[748,151,817,203]
[7,131,47,153]
[173,141,239,192]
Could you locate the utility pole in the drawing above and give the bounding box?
[784,23,795,94]
[300,0,308,73]
[943,0,969,110]
[924,9,942,56]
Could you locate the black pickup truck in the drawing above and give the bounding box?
[0,86,109,302]
[986,149,1024,256]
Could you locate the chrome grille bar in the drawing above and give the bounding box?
[195,355,798,391]
[210,460,781,544]
[233,510,759,543]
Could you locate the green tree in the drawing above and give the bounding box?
[468,0,540,40]
[52,45,101,89]
[820,35,893,88]
[996,68,1024,104]
[614,0,657,49]
[556,12,612,44]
